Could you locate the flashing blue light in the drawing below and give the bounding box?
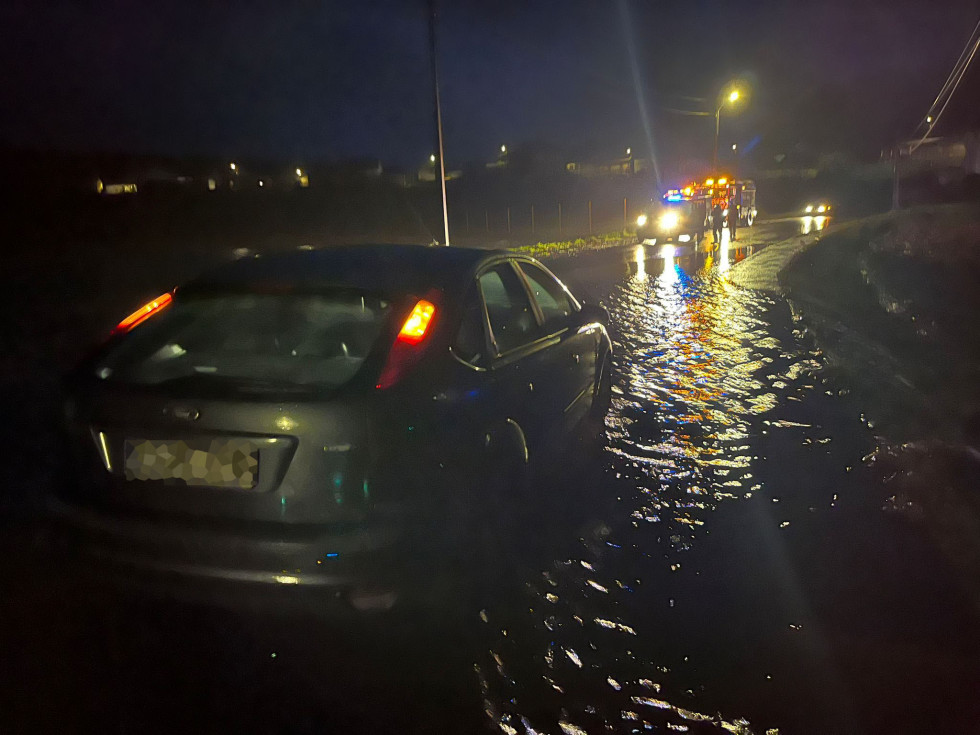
[666,194,684,202]
[325,552,339,558]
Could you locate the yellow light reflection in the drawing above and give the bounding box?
[659,245,678,284]
[98,431,112,472]
[718,230,731,273]
[275,415,298,432]
[635,245,647,281]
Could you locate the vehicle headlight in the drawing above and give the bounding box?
[636,214,648,227]
[805,204,813,213]
[817,204,826,213]
[659,212,679,230]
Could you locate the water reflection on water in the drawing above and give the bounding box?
[477,249,823,733]
[801,215,829,235]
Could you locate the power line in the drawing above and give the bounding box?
[926,17,980,120]
[910,15,980,153]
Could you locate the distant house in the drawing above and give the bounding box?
[417,161,461,183]
[96,179,138,195]
[884,136,968,170]
[565,154,647,177]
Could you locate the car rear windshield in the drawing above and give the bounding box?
[95,291,392,394]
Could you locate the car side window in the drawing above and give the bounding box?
[478,264,538,354]
[518,262,575,329]
[453,288,487,365]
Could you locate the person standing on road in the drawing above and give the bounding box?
[728,198,738,241]
[712,202,723,244]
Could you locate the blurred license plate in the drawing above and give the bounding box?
[123,438,258,489]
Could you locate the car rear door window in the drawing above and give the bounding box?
[518,262,576,330]
[453,289,487,365]
[478,264,538,354]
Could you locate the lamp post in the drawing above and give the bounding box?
[714,89,740,168]
[428,0,450,245]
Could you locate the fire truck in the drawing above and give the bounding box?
[635,177,757,245]
[699,176,757,227]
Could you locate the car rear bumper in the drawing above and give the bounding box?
[46,495,416,606]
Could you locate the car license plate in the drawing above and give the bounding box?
[123,438,259,489]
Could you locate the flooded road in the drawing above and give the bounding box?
[475,240,980,734]
[4,226,980,734]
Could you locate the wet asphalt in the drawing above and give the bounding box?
[3,220,980,734]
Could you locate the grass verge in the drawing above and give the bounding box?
[780,203,980,443]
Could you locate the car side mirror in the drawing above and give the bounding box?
[578,302,609,325]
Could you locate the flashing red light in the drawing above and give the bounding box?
[112,292,173,335]
[376,298,439,389]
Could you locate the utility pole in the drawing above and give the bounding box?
[428,0,450,245]
[892,148,901,211]
[714,107,721,169]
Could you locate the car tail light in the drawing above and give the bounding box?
[396,299,436,343]
[376,298,437,389]
[112,292,173,336]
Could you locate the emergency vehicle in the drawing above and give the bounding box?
[699,176,757,227]
[635,185,709,245]
[635,177,758,245]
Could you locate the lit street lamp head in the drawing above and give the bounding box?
[728,90,740,103]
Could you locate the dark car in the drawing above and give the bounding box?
[52,244,612,610]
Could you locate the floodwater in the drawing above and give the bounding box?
[475,241,980,734]
[3,231,980,734]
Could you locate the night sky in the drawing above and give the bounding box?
[2,0,979,169]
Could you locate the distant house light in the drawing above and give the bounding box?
[103,183,138,195]
[258,180,264,187]
[207,178,216,191]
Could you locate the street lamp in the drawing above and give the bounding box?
[500,144,507,154]
[626,147,632,157]
[714,87,742,168]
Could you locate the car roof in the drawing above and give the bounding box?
[182,243,515,298]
